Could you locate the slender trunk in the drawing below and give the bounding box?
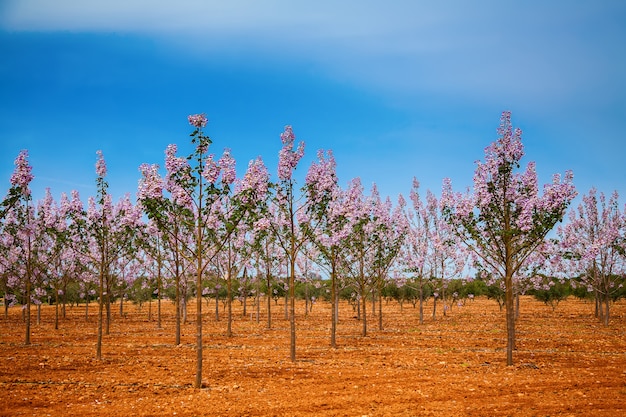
[61,284,67,319]
[157,284,161,329]
[419,281,424,325]
[603,293,610,326]
[304,283,309,317]
[96,269,104,360]
[227,270,233,337]
[266,271,272,329]
[156,242,162,329]
[255,274,260,323]
[289,256,296,362]
[361,288,367,337]
[175,272,181,345]
[330,254,337,348]
[54,290,59,330]
[242,268,248,317]
[432,297,437,321]
[25,262,31,345]
[505,272,515,365]
[378,289,383,330]
[105,287,111,336]
[195,245,203,388]
[378,278,383,331]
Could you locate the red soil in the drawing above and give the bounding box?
[1,296,625,416]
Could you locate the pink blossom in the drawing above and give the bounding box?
[238,156,269,199]
[69,190,83,214]
[305,149,337,205]
[218,148,236,185]
[278,125,305,181]
[188,113,208,128]
[10,149,34,195]
[137,163,163,200]
[164,144,187,176]
[201,154,220,183]
[95,150,107,178]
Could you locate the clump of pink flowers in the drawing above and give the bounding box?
[10,149,34,195]
[278,125,305,181]
[188,113,208,128]
[95,150,107,178]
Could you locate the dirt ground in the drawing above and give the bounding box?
[0,295,625,416]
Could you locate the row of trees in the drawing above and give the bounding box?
[2,111,625,384]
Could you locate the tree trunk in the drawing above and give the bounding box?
[378,280,383,331]
[603,293,610,326]
[54,290,59,330]
[105,280,111,336]
[289,257,296,362]
[62,283,67,319]
[96,270,104,360]
[227,269,233,338]
[157,260,162,329]
[505,272,515,366]
[419,282,424,325]
[330,257,337,348]
[195,256,203,388]
[266,272,272,329]
[25,274,31,345]
[361,289,367,337]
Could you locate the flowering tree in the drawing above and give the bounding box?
[427,190,467,319]
[139,114,268,388]
[1,151,33,220]
[368,188,408,330]
[36,188,69,329]
[65,151,142,359]
[557,188,624,325]
[270,125,306,361]
[441,111,577,365]
[251,205,284,329]
[340,178,379,336]
[1,150,35,343]
[138,221,167,328]
[402,178,433,324]
[139,161,195,343]
[302,149,350,346]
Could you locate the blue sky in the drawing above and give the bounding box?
[1,1,625,209]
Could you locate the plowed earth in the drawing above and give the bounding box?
[1,296,625,416]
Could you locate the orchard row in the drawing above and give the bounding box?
[2,111,624,386]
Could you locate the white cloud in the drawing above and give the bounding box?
[2,0,624,115]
